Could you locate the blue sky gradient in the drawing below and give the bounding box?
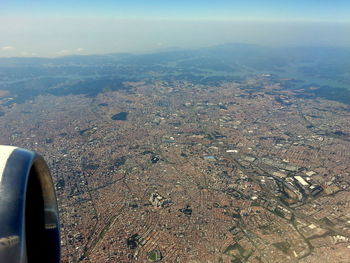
[2,0,350,21]
[1,1,350,57]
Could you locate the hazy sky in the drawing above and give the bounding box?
[1,0,350,57]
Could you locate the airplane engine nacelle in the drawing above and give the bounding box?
[0,145,60,263]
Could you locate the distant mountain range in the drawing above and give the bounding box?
[0,43,349,105]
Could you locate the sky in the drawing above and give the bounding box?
[1,0,350,57]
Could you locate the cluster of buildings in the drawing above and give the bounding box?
[1,76,350,262]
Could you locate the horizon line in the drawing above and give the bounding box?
[1,42,350,59]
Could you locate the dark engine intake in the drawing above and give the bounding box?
[0,146,60,263]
